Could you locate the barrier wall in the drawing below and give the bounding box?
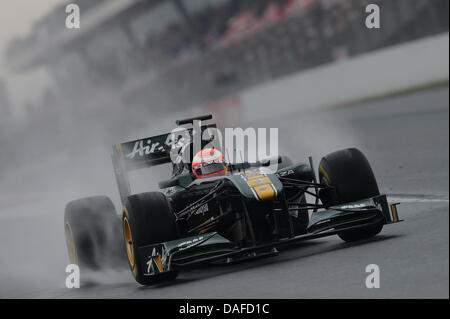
[236,32,449,121]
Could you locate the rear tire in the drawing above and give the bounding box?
[123,192,179,286]
[64,196,123,271]
[318,148,383,242]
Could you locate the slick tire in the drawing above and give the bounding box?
[64,196,124,271]
[123,192,179,286]
[318,148,383,242]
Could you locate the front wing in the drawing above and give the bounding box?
[138,195,402,276]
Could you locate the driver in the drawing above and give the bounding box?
[192,148,227,178]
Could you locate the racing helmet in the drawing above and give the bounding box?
[192,148,227,178]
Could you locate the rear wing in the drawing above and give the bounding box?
[112,133,174,204]
[112,115,217,204]
[113,132,173,171]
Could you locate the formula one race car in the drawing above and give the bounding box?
[64,114,402,285]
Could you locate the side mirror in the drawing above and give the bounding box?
[232,162,251,171]
[158,177,178,189]
[258,156,282,167]
[158,173,192,189]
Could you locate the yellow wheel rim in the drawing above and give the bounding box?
[123,217,135,267]
[65,222,78,265]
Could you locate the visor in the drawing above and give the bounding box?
[193,162,226,178]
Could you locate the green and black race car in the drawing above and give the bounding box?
[64,115,402,286]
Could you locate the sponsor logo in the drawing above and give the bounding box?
[275,169,294,177]
[340,203,367,209]
[146,245,168,274]
[126,139,165,159]
[177,236,205,251]
[194,203,209,216]
[188,203,209,217]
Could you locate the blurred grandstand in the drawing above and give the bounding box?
[4,0,449,113]
[0,0,448,174]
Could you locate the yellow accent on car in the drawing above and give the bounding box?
[198,218,211,227]
[123,206,129,218]
[64,222,78,265]
[123,216,135,267]
[319,164,331,183]
[154,255,163,272]
[246,173,264,179]
[199,226,214,234]
[253,184,275,200]
[244,171,261,178]
[197,218,213,233]
[123,206,137,277]
[243,173,276,200]
[247,176,272,187]
[391,204,398,222]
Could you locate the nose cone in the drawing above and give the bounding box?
[227,170,283,201]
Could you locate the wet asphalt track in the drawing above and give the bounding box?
[0,88,448,298]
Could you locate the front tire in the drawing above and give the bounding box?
[318,148,383,242]
[123,192,179,286]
